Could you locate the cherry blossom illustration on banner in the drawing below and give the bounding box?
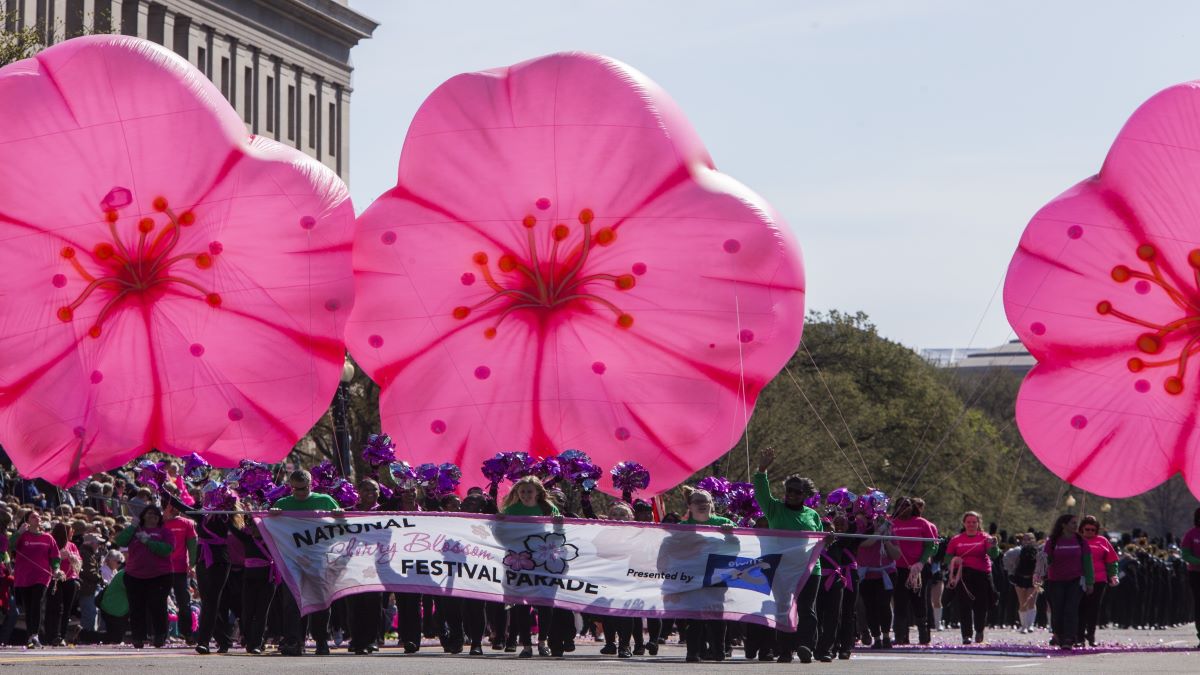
[347,52,805,496]
[0,36,355,485]
[1004,81,1200,499]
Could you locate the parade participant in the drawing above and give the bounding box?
[753,447,822,663]
[815,508,859,662]
[271,469,341,656]
[605,501,637,658]
[347,478,383,655]
[1003,532,1040,634]
[945,511,998,645]
[161,489,235,655]
[681,487,735,663]
[1035,513,1093,651]
[457,492,490,655]
[1181,508,1200,647]
[889,496,938,645]
[113,505,174,648]
[8,510,61,648]
[856,511,900,649]
[382,484,424,654]
[162,500,198,645]
[43,522,81,646]
[163,460,194,507]
[1078,516,1118,647]
[629,500,664,656]
[230,513,277,654]
[499,476,561,658]
[97,566,129,645]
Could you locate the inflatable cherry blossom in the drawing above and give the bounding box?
[0,36,354,485]
[347,53,805,496]
[1005,81,1200,499]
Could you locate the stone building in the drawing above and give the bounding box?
[2,0,378,182]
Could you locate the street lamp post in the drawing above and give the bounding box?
[332,359,355,480]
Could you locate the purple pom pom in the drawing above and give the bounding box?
[504,452,535,482]
[727,481,762,523]
[804,492,823,509]
[390,461,417,489]
[534,457,562,486]
[481,454,507,485]
[825,487,857,514]
[263,483,292,505]
[310,460,339,491]
[182,453,211,486]
[234,460,272,496]
[696,476,732,509]
[135,460,167,490]
[325,478,359,508]
[362,433,397,467]
[201,481,236,511]
[610,461,651,494]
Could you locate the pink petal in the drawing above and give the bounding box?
[1016,356,1187,498]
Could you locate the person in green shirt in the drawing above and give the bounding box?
[679,488,735,663]
[500,475,561,517]
[270,469,340,656]
[754,446,822,664]
[499,476,561,658]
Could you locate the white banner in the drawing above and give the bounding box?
[255,512,824,630]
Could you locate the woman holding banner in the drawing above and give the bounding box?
[499,476,561,658]
[680,487,735,663]
[753,447,822,664]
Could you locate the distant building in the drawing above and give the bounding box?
[922,339,1035,375]
[2,0,378,182]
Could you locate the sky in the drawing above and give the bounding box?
[346,0,1200,352]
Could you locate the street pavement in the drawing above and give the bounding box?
[0,624,1196,673]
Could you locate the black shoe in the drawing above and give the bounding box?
[758,650,774,662]
[194,645,210,655]
[632,645,645,655]
[818,655,833,662]
[918,627,931,645]
[870,639,884,650]
[538,644,550,657]
[504,641,517,653]
[404,642,419,654]
[519,646,532,658]
[491,639,503,651]
[962,637,973,645]
[216,644,230,654]
[797,646,813,664]
[974,631,984,645]
[600,643,617,655]
[618,648,632,658]
[686,655,700,663]
[646,642,658,656]
[838,651,851,660]
[470,645,484,655]
[777,652,793,663]
[315,644,331,656]
[564,639,576,653]
[247,647,263,655]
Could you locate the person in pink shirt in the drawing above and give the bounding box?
[1077,515,1118,647]
[114,504,175,649]
[43,523,82,646]
[1034,513,1094,651]
[945,511,998,645]
[888,497,938,645]
[7,511,61,649]
[1176,507,1200,647]
[163,500,198,645]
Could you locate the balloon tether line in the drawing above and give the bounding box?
[783,364,869,489]
[799,339,874,487]
[734,291,751,480]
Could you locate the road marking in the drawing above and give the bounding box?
[1004,663,1044,668]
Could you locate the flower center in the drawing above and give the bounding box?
[1099,243,1200,394]
[55,190,221,338]
[452,206,636,338]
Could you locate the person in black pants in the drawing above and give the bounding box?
[113,506,174,648]
[230,518,277,654]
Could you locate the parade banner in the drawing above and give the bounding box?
[255,512,824,630]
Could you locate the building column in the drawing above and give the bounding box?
[134,0,147,38]
[106,0,122,34]
[82,0,95,35]
[50,0,67,43]
[160,8,174,52]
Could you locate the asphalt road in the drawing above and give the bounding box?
[0,625,1196,673]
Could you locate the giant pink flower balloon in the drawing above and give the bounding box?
[1004,81,1200,499]
[347,53,804,496]
[0,36,354,485]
